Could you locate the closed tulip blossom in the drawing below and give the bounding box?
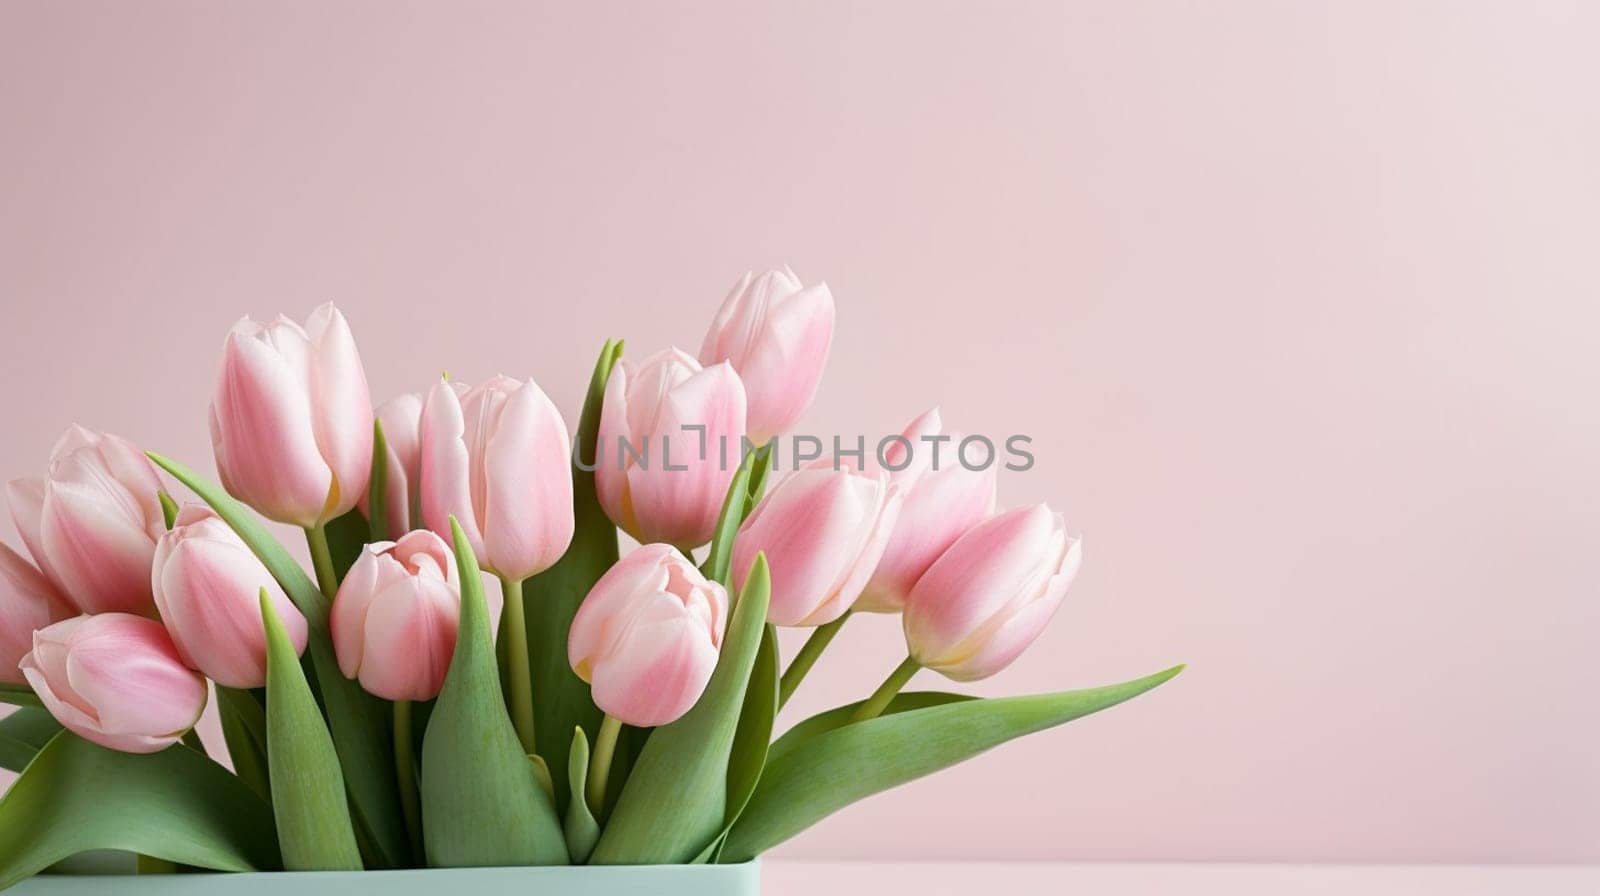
[569,544,726,813]
[595,349,747,550]
[731,465,902,628]
[331,530,461,702]
[699,267,835,445]
[903,504,1082,682]
[569,544,727,727]
[0,544,73,685]
[209,304,374,529]
[359,383,471,540]
[6,426,167,615]
[20,613,207,754]
[151,504,307,689]
[419,375,573,581]
[419,373,571,752]
[855,409,998,613]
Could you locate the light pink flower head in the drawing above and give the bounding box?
[568,544,727,727]
[331,529,461,702]
[903,504,1081,682]
[210,304,374,528]
[0,544,73,685]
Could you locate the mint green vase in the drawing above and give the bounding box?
[10,863,761,895]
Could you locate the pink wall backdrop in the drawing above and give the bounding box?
[3,1,1597,863]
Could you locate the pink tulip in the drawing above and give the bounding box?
[568,544,727,727]
[902,504,1082,681]
[855,409,998,613]
[210,304,374,528]
[6,426,166,615]
[699,267,835,444]
[595,349,748,549]
[331,530,461,702]
[731,465,902,627]
[0,544,72,685]
[419,375,573,580]
[359,385,466,540]
[151,504,307,689]
[20,613,207,754]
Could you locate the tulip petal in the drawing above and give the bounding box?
[482,380,574,580]
[39,480,159,615]
[420,380,486,561]
[305,305,374,518]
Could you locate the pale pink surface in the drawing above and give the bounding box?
[331,529,460,702]
[151,504,306,689]
[0,544,72,684]
[569,544,727,727]
[1,1,1597,862]
[20,614,206,753]
[595,349,748,549]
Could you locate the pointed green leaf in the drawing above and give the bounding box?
[262,590,363,871]
[367,418,390,542]
[148,453,408,869]
[158,490,180,528]
[509,339,623,814]
[422,517,568,866]
[766,691,977,767]
[0,684,41,710]
[563,727,599,863]
[0,707,60,772]
[321,509,370,582]
[722,665,1185,861]
[0,733,280,888]
[215,686,271,801]
[590,554,772,864]
[720,626,779,833]
[700,456,754,586]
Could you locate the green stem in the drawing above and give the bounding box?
[180,728,206,755]
[586,714,622,817]
[499,576,537,754]
[305,524,339,602]
[742,442,774,516]
[394,700,423,862]
[848,655,921,724]
[778,610,853,709]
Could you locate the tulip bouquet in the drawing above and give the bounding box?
[0,269,1180,892]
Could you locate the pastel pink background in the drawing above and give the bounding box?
[2,0,1597,863]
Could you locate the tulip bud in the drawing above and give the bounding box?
[568,544,727,727]
[594,349,748,549]
[731,465,902,627]
[699,267,835,444]
[0,544,72,685]
[902,505,1081,681]
[6,426,166,615]
[209,304,374,528]
[855,409,998,613]
[151,504,308,688]
[419,375,574,580]
[359,384,467,540]
[331,530,461,702]
[20,613,207,754]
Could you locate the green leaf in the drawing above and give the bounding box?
[722,665,1186,861]
[422,517,568,866]
[716,626,779,850]
[700,456,754,587]
[367,418,390,542]
[215,686,271,801]
[0,732,280,889]
[0,684,41,710]
[590,554,772,864]
[148,453,408,869]
[158,490,180,528]
[509,339,623,814]
[321,508,370,582]
[261,590,363,871]
[0,708,60,773]
[766,691,977,767]
[563,727,599,863]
